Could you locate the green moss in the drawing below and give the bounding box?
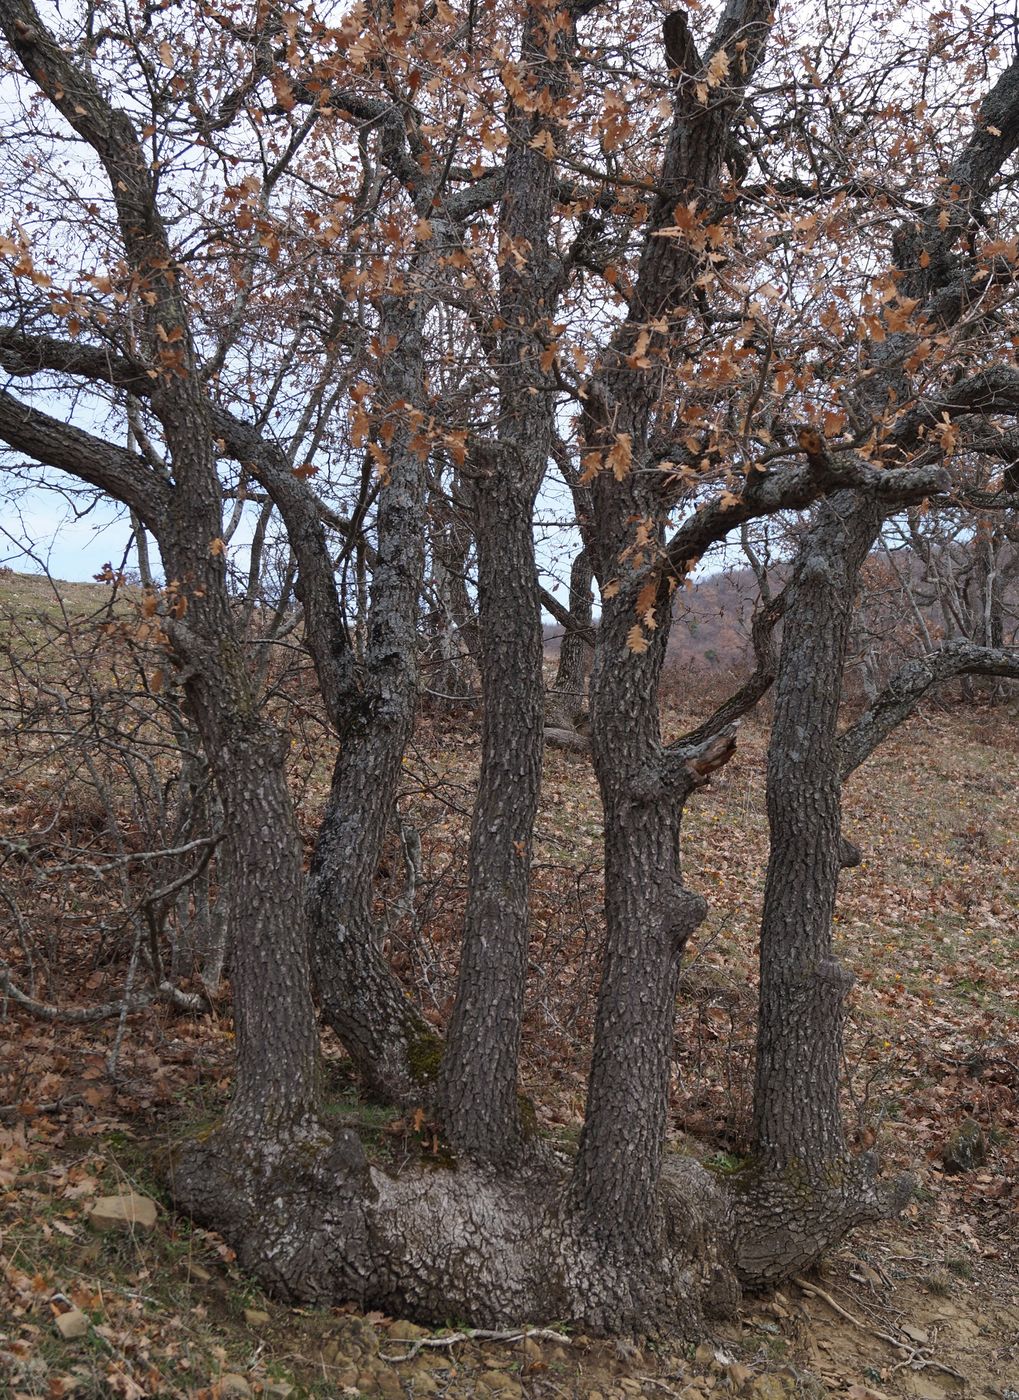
[407,1026,443,1085]
[518,1092,538,1139]
[703,1151,752,1176]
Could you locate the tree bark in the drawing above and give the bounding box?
[438,2,572,1164]
[308,259,440,1106]
[570,605,710,1256]
[0,0,322,1150]
[569,0,774,1267]
[169,1129,737,1334]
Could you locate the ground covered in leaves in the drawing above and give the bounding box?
[1,575,1017,1398]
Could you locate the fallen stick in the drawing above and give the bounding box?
[792,1277,965,1382]
[382,1325,572,1363]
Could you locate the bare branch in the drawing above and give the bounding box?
[839,642,1019,778]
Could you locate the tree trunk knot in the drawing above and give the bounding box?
[669,888,708,946]
[838,835,862,868]
[814,957,855,994]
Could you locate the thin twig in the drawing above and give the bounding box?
[382,1326,572,1363]
[793,1277,965,1381]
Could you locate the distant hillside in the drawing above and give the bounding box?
[544,567,761,670]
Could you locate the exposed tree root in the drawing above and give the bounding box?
[166,1124,741,1336]
[729,1153,914,1287]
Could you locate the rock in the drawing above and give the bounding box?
[244,1309,271,1327]
[749,1378,790,1400]
[694,1343,716,1369]
[942,1118,987,1173]
[217,1377,252,1399]
[374,1372,405,1399]
[478,1371,522,1399]
[54,1308,89,1339]
[262,1384,293,1400]
[332,1365,360,1388]
[388,1320,428,1340]
[87,1191,158,1233]
[521,1337,543,1362]
[902,1322,929,1345]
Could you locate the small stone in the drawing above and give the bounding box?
[727,1363,752,1389]
[87,1191,158,1233]
[694,1343,716,1369]
[408,1369,439,1396]
[942,1118,987,1173]
[620,1381,643,1395]
[54,1309,89,1339]
[332,1365,360,1388]
[388,1320,429,1340]
[375,1372,405,1399]
[244,1309,271,1327]
[262,1384,294,1400]
[217,1376,252,1399]
[749,1377,789,1400]
[902,1322,929,1345]
[478,1372,522,1399]
[521,1337,543,1362]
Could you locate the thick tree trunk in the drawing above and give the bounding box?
[170,1128,737,1333]
[570,603,708,1257]
[735,493,892,1284]
[565,0,772,1281]
[438,5,570,1163]
[214,725,321,1138]
[309,277,439,1106]
[439,483,546,1161]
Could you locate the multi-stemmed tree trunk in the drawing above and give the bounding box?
[7,0,1019,1341]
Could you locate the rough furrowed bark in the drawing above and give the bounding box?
[734,493,907,1284]
[438,1,573,1165]
[309,266,439,1107]
[438,479,547,1162]
[168,1125,739,1335]
[571,608,709,1256]
[733,52,1019,1286]
[214,725,321,1139]
[728,1154,913,1288]
[0,0,323,1153]
[571,0,773,1259]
